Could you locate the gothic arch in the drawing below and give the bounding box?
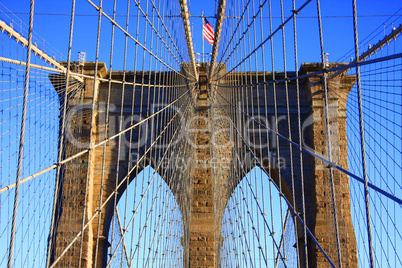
[221,165,298,267]
[103,163,185,267]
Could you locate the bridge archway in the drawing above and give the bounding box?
[104,165,184,267]
[221,166,298,267]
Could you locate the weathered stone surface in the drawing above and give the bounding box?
[49,62,357,268]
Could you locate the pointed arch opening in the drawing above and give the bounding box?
[221,166,298,267]
[106,165,184,267]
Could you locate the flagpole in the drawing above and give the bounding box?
[202,10,204,63]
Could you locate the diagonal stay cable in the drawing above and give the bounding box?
[213,0,312,81]
[210,87,337,268]
[0,55,195,93]
[216,52,402,87]
[114,207,131,265]
[110,92,196,265]
[0,86,194,194]
[229,146,278,267]
[148,0,188,63]
[274,209,291,266]
[214,0,267,76]
[49,85,195,267]
[132,0,183,66]
[85,0,187,80]
[216,0,252,64]
[213,87,402,206]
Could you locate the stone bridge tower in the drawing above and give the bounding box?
[48,62,357,267]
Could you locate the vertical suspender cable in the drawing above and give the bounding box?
[280,0,295,263]
[351,0,375,267]
[117,0,131,265]
[316,0,342,266]
[291,1,308,267]
[251,1,263,266]
[127,1,141,262]
[78,0,103,266]
[268,0,278,261]
[93,0,118,265]
[269,0,287,261]
[258,0,273,262]
[46,0,76,266]
[7,1,34,267]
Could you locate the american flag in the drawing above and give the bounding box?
[202,17,214,45]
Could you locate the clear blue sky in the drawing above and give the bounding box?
[0,0,401,68]
[0,0,401,267]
